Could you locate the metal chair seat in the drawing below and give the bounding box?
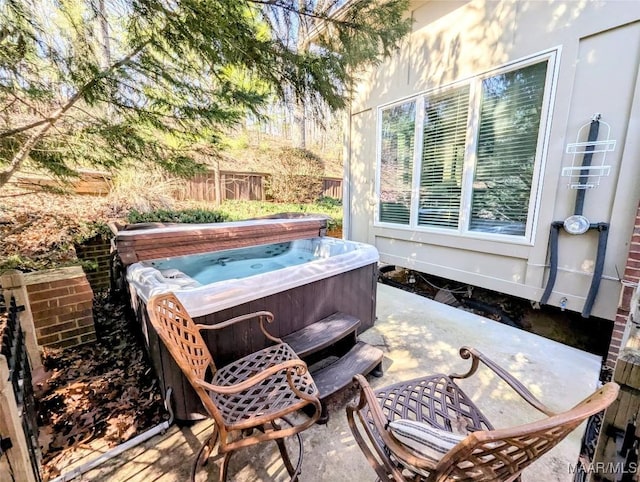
[364,373,493,439]
[211,343,318,428]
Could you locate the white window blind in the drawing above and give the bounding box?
[418,86,470,228]
[379,101,416,224]
[469,61,548,235]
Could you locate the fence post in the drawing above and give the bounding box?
[0,270,42,371]
[0,354,37,482]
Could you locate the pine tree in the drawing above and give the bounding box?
[0,0,410,187]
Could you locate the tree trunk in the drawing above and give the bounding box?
[292,97,306,149]
[0,44,147,188]
[213,159,221,208]
[97,0,111,68]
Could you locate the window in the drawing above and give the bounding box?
[379,101,416,224]
[376,55,553,239]
[470,61,548,235]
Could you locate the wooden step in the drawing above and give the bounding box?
[283,312,360,358]
[311,341,384,400]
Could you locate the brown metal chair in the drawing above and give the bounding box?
[147,293,321,481]
[347,346,619,482]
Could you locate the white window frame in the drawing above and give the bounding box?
[374,48,560,245]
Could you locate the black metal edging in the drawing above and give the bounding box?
[573,411,604,482]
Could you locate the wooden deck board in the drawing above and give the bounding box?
[283,312,360,358]
[311,341,384,400]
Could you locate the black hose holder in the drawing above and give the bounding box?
[540,115,611,318]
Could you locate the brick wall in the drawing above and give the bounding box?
[75,235,111,292]
[605,202,640,368]
[24,267,96,349]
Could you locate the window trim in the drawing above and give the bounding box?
[374,47,561,245]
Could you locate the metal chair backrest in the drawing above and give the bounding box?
[347,347,620,482]
[147,293,220,418]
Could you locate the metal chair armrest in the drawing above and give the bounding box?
[450,346,557,416]
[196,310,282,343]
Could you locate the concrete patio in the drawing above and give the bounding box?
[79,283,601,481]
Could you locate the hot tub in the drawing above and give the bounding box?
[122,223,379,420]
[127,237,378,318]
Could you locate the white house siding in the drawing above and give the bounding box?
[347,0,640,320]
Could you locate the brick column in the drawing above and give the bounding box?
[75,235,112,292]
[24,267,96,348]
[606,202,640,368]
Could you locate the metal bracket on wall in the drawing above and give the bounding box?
[562,113,616,192]
[0,436,13,455]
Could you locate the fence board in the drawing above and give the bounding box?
[13,168,344,202]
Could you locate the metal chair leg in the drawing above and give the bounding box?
[216,452,231,482]
[273,417,304,482]
[191,425,220,481]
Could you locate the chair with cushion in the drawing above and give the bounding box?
[346,346,619,481]
[147,293,321,481]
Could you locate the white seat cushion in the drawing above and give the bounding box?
[388,419,466,463]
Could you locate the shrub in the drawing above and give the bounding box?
[127,208,229,224]
[316,196,342,209]
[107,168,177,216]
[266,147,324,203]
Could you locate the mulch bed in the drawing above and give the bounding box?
[35,292,169,481]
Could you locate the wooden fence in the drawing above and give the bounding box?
[175,171,267,202]
[176,170,343,203]
[13,170,111,195]
[321,177,342,199]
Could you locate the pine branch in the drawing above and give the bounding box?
[0,43,149,187]
[247,0,345,24]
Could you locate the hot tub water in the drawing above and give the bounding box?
[149,242,318,284]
